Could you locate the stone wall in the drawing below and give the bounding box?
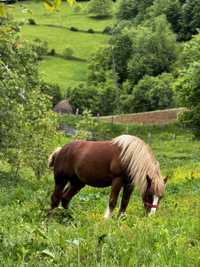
[99,108,186,125]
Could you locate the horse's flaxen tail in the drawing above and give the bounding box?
[48,147,62,169]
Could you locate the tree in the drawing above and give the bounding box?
[116,0,154,22]
[174,62,200,138]
[127,15,177,86]
[146,0,182,34]
[66,77,117,115]
[110,31,133,83]
[88,45,112,84]
[176,33,200,69]
[88,0,113,18]
[180,0,200,40]
[120,73,174,113]
[0,20,59,178]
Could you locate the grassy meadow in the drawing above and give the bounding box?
[13,1,113,93]
[1,2,199,266]
[0,124,200,266]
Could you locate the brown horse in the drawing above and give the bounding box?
[48,135,168,219]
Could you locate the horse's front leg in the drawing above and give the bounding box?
[104,177,123,220]
[118,183,134,218]
[61,181,85,209]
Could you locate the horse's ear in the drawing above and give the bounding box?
[164,176,169,184]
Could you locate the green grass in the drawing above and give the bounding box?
[39,56,88,90]
[12,1,113,94]
[0,125,200,266]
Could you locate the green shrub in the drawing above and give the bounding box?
[66,78,117,115]
[116,0,154,22]
[120,73,174,113]
[88,0,113,18]
[127,16,177,86]
[69,26,79,32]
[31,38,48,60]
[63,46,74,59]
[48,48,56,56]
[0,20,59,178]
[87,28,95,33]
[40,82,62,107]
[102,25,112,34]
[28,18,37,25]
[174,61,200,138]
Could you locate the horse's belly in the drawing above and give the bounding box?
[75,165,114,187]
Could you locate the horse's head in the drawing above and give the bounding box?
[143,175,168,215]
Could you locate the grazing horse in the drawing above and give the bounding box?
[48,135,168,218]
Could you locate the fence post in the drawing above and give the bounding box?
[172,133,176,140]
[147,132,152,144]
[126,124,129,134]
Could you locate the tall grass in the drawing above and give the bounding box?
[0,124,200,266]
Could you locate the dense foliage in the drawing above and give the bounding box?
[87,0,113,18]
[0,19,59,177]
[66,0,200,136]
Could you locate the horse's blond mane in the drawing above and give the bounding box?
[112,135,164,196]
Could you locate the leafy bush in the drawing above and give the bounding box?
[28,18,37,25]
[88,45,113,83]
[66,78,117,115]
[120,73,174,113]
[63,46,74,59]
[127,16,177,86]
[0,20,59,178]
[88,0,113,18]
[69,26,79,31]
[116,0,154,22]
[87,28,95,33]
[66,83,99,114]
[102,25,112,34]
[48,48,56,56]
[174,61,200,138]
[180,0,200,40]
[176,33,200,69]
[31,38,48,60]
[73,110,99,140]
[72,3,82,13]
[146,0,182,35]
[40,82,62,106]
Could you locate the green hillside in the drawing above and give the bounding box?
[13,1,114,93]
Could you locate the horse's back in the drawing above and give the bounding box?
[54,140,123,187]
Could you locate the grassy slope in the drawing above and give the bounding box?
[13,2,113,93]
[0,125,200,266]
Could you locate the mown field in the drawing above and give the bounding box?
[13,1,113,93]
[0,124,200,266]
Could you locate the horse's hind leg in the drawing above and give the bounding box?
[104,177,123,220]
[51,174,68,209]
[118,183,134,218]
[62,180,85,209]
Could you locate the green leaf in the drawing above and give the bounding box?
[67,0,76,7]
[0,4,7,17]
[54,0,61,8]
[43,0,55,12]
